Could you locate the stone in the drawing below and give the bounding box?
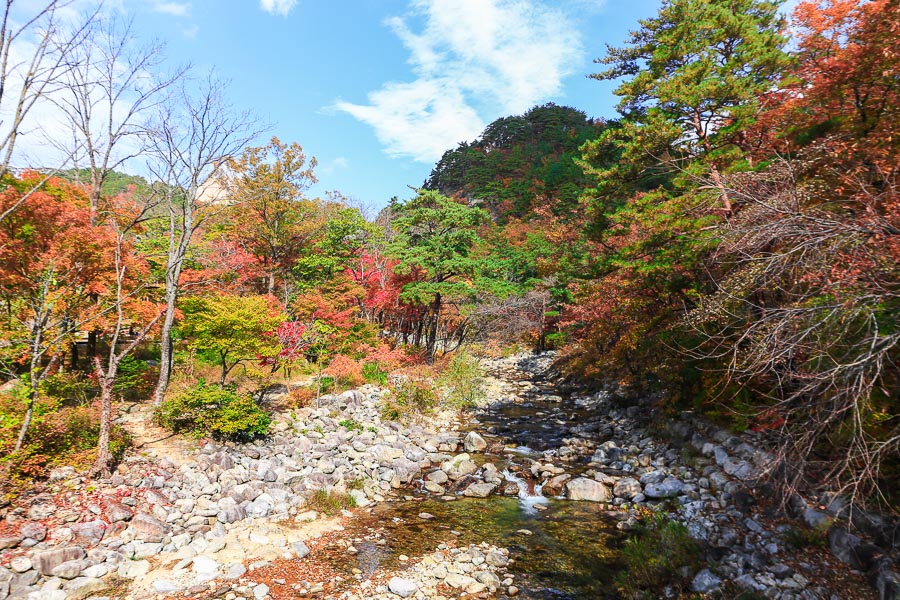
[71,519,106,545]
[691,569,722,593]
[464,482,497,498]
[63,576,108,600]
[246,498,272,518]
[613,477,642,500]
[191,555,220,578]
[722,457,755,480]
[152,579,179,593]
[253,583,270,599]
[801,508,831,530]
[9,556,32,573]
[426,469,448,484]
[388,576,419,597]
[51,559,91,579]
[33,546,86,576]
[464,432,488,452]
[561,477,609,502]
[442,453,478,480]
[0,537,22,550]
[224,563,247,579]
[130,513,168,541]
[117,559,151,578]
[644,478,685,499]
[446,573,477,589]
[105,501,134,523]
[217,506,246,524]
[19,522,47,542]
[827,527,861,565]
[292,541,310,559]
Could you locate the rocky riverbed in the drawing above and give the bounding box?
[0,353,895,599]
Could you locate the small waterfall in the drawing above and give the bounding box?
[502,469,548,514]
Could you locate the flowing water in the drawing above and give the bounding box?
[341,357,633,598]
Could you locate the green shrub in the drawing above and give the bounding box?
[113,355,156,401]
[362,362,388,386]
[338,418,363,432]
[616,512,703,598]
[306,489,356,515]
[438,351,485,409]
[155,380,270,441]
[40,372,91,404]
[382,378,436,421]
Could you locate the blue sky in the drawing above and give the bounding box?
[64,1,666,209]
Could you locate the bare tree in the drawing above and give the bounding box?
[0,0,98,223]
[145,74,259,405]
[91,195,163,476]
[53,16,186,221]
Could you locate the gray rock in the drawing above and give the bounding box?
[50,558,92,579]
[130,513,167,542]
[224,563,247,579]
[463,482,497,498]
[63,576,107,600]
[253,583,270,599]
[191,555,220,577]
[9,557,31,573]
[33,546,86,576]
[564,478,611,502]
[802,508,830,530]
[19,522,47,542]
[0,537,22,550]
[723,456,755,480]
[105,501,133,523]
[246,498,272,519]
[71,520,106,545]
[216,506,246,524]
[827,527,861,565]
[464,432,487,452]
[644,478,685,499]
[691,569,722,593]
[152,579,179,593]
[388,576,419,598]
[117,560,151,578]
[442,454,477,480]
[426,470,448,484]
[292,541,310,559]
[613,477,642,500]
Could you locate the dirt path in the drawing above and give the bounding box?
[117,402,196,467]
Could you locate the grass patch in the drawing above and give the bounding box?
[616,511,703,598]
[306,489,356,516]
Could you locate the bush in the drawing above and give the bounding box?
[155,380,270,441]
[306,489,356,516]
[0,391,130,484]
[437,351,485,409]
[362,362,388,386]
[324,355,363,389]
[382,378,437,421]
[113,355,156,401]
[616,511,703,597]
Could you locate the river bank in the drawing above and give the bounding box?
[0,353,893,599]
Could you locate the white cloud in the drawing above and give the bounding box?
[334,0,583,162]
[153,1,191,17]
[259,0,298,16]
[319,156,349,176]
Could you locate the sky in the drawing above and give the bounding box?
[18,0,667,210]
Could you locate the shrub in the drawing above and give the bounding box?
[437,351,485,409]
[155,380,270,442]
[382,378,437,421]
[615,511,703,597]
[324,354,363,389]
[361,362,388,386]
[41,372,92,405]
[113,355,156,401]
[306,489,356,516]
[338,418,363,432]
[0,392,130,484]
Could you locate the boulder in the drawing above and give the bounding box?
[463,482,497,498]
[442,454,477,480]
[130,513,168,542]
[388,576,419,598]
[105,501,133,523]
[564,478,611,502]
[64,576,108,599]
[644,478,685,499]
[463,432,488,452]
[691,569,722,593]
[71,520,106,545]
[613,477,642,500]
[33,546,86,576]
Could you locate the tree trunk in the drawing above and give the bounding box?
[91,357,115,477]
[426,293,441,363]
[153,289,178,405]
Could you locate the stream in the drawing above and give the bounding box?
[341,356,633,599]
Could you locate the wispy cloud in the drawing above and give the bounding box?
[153,1,191,17]
[260,0,298,16]
[319,156,349,176]
[334,0,582,163]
